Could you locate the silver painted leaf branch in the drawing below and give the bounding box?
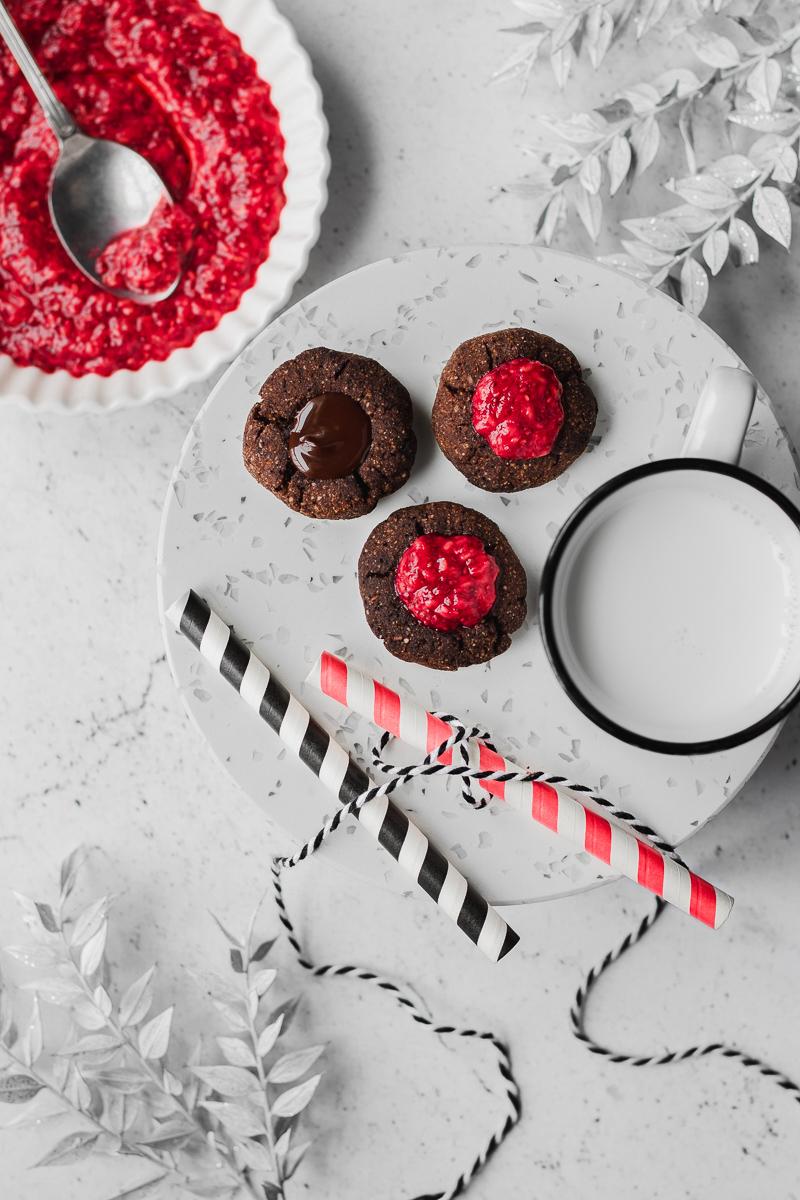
[602,131,799,311]
[0,851,323,1200]
[498,0,800,314]
[494,0,729,88]
[511,17,800,237]
[194,899,323,1198]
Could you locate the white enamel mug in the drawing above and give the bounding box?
[540,367,800,754]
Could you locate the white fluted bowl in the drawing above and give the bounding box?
[0,0,329,413]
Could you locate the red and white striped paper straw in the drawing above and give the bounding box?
[307,652,734,930]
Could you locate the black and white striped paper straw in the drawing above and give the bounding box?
[166,590,519,962]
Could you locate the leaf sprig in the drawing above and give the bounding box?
[499,0,800,313]
[494,0,734,89]
[0,849,323,1200]
[602,134,798,311]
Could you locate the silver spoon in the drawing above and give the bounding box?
[0,0,181,304]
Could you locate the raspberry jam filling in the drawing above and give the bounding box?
[472,357,564,460]
[0,0,286,376]
[395,534,499,632]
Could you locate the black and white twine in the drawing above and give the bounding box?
[570,900,800,1101]
[269,719,526,1200]
[172,592,799,1188]
[170,590,521,1195]
[271,857,520,1200]
[274,715,800,1196]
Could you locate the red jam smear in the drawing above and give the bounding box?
[96,197,193,295]
[0,0,286,376]
[472,357,564,460]
[395,534,499,632]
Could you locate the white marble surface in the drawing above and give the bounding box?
[2,2,800,1197]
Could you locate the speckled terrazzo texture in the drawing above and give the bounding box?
[159,244,800,907]
[432,327,597,491]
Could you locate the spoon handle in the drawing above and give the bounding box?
[0,0,77,141]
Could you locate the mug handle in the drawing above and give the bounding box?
[680,365,757,465]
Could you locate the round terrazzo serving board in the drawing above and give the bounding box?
[157,245,800,905]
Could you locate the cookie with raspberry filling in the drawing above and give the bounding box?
[432,327,597,492]
[358,501,527,670]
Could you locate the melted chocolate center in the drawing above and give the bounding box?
[288,392,372,479]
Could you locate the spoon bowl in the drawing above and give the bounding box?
[0,0,182,305]
[49,133,180,304]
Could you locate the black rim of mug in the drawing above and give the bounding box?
[539,457,800,756]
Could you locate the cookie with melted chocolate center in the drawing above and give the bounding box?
[244,348,416,519]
